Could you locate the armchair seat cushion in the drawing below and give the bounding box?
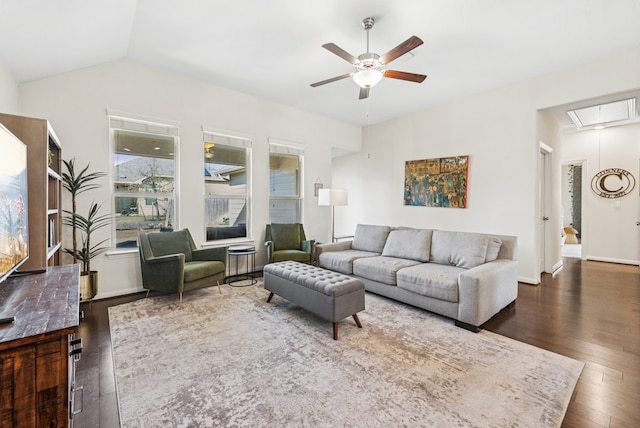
[184,260,225,282]
[272,249,311,264]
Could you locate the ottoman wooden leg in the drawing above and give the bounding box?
[333,322,339,340]
[267,292,274,303]
[353,314,362,328]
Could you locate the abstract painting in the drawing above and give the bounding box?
[404,155,469,208]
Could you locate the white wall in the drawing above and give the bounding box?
[18,60,361,298]
[333,45,640,284]
[562,123,640,264]
[0,60,18,114]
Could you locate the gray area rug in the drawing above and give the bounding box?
[109,283,583,427]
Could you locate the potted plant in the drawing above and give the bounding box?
[62,158,110,301]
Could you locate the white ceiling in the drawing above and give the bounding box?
[2,0,640,127]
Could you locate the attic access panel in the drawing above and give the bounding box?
[566,98,636,128]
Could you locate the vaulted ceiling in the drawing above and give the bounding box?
[1,1,640,127]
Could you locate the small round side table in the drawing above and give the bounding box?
[227,245,257,287]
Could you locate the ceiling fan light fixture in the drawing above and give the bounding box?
[353,69,383,88]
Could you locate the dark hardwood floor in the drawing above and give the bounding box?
[74,258,639,427]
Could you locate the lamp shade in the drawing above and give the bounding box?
[318,188,348,206]
[352,69,383,88]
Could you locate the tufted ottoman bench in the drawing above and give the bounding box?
[263,260,365,340]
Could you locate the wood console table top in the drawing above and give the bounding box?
[0,264,80,350]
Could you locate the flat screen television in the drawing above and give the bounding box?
[0,122,28,283]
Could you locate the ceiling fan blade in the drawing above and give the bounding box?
[383,70,427,83]
[322,43,358,64]
[310,73,352,87]
[359,87,370,100]
[379,36,424,65]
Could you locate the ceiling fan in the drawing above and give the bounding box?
[311,17,427,100]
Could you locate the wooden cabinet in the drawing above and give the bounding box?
[0,113,63,270]
[0,264,81,427]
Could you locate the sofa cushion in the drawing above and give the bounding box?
[430,230,489,269]
[351,224,392,254]
[318,249,379,275]
[382,228,433,262]
[147,229,193,262]
[270,224,301,251]
[397,264,463,303]
[353,256,421,285]
[485,237,503,262]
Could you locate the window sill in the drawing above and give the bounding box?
[106,248,138,259]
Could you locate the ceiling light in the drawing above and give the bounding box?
[154,147,160,150]
[353,69,383,88]
[593,124,605,130]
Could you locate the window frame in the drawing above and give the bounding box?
[203,127,252,244]
[108,111,180,250]
[268,139,304,224]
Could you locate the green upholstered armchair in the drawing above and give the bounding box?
[138,229,227,305]
[264,223,315,264]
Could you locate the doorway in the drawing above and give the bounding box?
[561,161,584,259]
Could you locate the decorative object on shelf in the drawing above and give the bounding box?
[314,176,323,197]
[590,168,635,199]
[318,188,348,242]
[62,158,110,300]
[404,155,469,208]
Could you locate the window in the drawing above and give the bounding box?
[269,142,303,223]
[110,114,179,248]
[204,130,251,242]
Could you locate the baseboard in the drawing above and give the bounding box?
[518,276,539,285]
[92,286,145,300]
[586,256,639,266]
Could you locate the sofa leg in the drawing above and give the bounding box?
[145,290,150,298]
[333,322,339,340]
[266,292,274,303]
[353,314,362,328]
[455,320,480,333]
[217,280,222,294]
[179,292,183,308]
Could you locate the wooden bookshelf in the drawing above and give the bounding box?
[0,113,63,270]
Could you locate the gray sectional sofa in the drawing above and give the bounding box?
[315,224,518,331]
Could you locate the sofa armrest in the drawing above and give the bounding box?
[140,253,186,293]
[302,239,315,260]
[315,240,353,259]
[265,240,274,263]
[192,246,227,263]
[457,259,518,327]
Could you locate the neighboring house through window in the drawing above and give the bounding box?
[204,128,251,242]
[269,140,303,223]
[109,112,179,248]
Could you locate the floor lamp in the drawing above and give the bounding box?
[318,188,348,242]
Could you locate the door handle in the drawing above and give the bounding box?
[542,216,549,221]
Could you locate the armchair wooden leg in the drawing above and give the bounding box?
[145,290,150,298]
[179,292,183,308]
[217,280,222,294]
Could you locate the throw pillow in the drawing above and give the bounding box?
[485,237,502,262]
[382,229,433,262]
[430,231,488,269]
[352,224,392,253]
